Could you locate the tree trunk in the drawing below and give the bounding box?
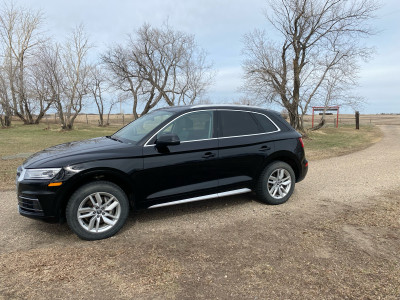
[56,101,67,129]
[98,113,104,126]
[309,118,326,131]
[34,111,45,124]
[4,114,11,127]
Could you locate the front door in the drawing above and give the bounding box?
[139,110,219,206]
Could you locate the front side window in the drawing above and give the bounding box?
[157,111,213,142]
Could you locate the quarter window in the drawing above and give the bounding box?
[253,113,278,132]
[157,111,213,142]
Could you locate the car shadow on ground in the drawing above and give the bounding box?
[26,219,72,237]
[127,193,256,225]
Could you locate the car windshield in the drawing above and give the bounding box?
[112,110,174,143]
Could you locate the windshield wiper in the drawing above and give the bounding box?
[106,135,123,143]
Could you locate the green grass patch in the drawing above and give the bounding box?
[304,124,383,160]
[0,122,117,190]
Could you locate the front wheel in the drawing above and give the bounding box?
[256,161,295,205]
[66,181,129,240]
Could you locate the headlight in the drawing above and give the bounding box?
[24,168,62,180]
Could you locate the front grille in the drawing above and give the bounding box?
[18,195,44,216]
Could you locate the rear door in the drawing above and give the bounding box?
[217,110,279,190]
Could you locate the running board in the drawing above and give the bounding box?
[148,188,252,209]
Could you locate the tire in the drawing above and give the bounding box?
[66,181,129,240]
[256,161,295,205]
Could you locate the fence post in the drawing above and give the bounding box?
[355,111,360,130]
[86,114,88,124]
[54,113,57,124]
[122,114,125,125]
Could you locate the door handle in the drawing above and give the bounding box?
[202,152,216,159]
[259,145,271,152]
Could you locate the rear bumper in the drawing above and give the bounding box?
[296,159,308,183]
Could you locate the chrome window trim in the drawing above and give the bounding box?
[143,108,281,147]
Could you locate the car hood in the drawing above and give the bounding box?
[23,137,142,169]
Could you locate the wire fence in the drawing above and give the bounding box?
[302,114,400,128]
[38,113,137,127]
[7,112,400,128]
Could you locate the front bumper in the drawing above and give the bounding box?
[18,194,45,217]
[17,179,63,221]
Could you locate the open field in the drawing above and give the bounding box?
[0,123,116,191]
[0,125,399,299]
[0,121,382,191]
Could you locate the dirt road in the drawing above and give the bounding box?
[1,126,399,299]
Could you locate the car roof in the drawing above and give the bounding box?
[155,104,278,114]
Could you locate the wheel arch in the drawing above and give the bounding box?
[259,151,301,182]
[58,168,135,219]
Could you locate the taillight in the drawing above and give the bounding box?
[299,137,304,148]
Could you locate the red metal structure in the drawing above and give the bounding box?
[311,106,340,128]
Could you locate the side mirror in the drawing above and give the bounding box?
[155,133,180,147]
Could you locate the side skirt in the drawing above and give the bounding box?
[148,188,252,209]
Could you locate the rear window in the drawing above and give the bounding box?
[220,111,261,137]
[219,110,278,138]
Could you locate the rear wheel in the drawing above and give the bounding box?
[256,161,295,205]
[66,181,129,240]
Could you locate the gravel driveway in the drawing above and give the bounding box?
[1,125,399,299]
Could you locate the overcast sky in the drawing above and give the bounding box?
[17,0,400,114]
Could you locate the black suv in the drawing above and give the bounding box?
[17,105,308,240]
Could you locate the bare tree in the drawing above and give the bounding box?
[0,1,48,125]
[102,23,213,119]
[35,42,65,126]
[89,65,118,126]
[102,45,144,119]
[56,25,92,129]
[242,0,379,132]
[0,65,11,127]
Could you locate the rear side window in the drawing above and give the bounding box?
[219,111,261,137]
[253,113,278,132]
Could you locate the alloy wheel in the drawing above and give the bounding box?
[77,192,121,233]
[267,168,292,199]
